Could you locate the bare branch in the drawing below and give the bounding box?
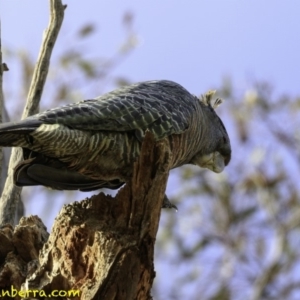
[249,187,286,300]
[0,0,65,225]
[0,21,4,186]
[249,227,285,300]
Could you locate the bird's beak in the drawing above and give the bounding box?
[197,152,225,173]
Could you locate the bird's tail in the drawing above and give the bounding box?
[14,152,124,192]
[0,119,41,146]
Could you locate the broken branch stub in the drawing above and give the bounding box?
[21,131,171,299]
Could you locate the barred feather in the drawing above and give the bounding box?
[0,80,231,192]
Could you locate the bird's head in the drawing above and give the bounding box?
[191,91,231,173]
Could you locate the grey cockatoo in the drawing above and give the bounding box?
[0,80,231,207]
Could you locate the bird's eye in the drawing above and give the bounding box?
[223,137,227,143]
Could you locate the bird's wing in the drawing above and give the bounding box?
[38,80,196,140]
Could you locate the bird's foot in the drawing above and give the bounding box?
[162,195,178,211]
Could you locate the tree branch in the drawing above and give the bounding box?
[0,22,3,187]
[0,0,65,225]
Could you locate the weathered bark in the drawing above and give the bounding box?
[0,216,48,300]
[0,132,171,300]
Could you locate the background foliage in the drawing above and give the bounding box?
[2,17,300,300]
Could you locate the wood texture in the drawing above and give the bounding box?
[0,132,171,300]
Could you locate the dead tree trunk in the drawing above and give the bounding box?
[0,132,171,300]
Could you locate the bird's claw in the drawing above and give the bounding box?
[162,195,178,211]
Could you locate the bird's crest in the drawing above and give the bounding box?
[200,90,223,109]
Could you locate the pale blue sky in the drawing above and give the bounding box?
[1,0,300,226]
[1,2,300,298]
[2,0,300,98]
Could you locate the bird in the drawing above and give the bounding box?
[0,80,231,207]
